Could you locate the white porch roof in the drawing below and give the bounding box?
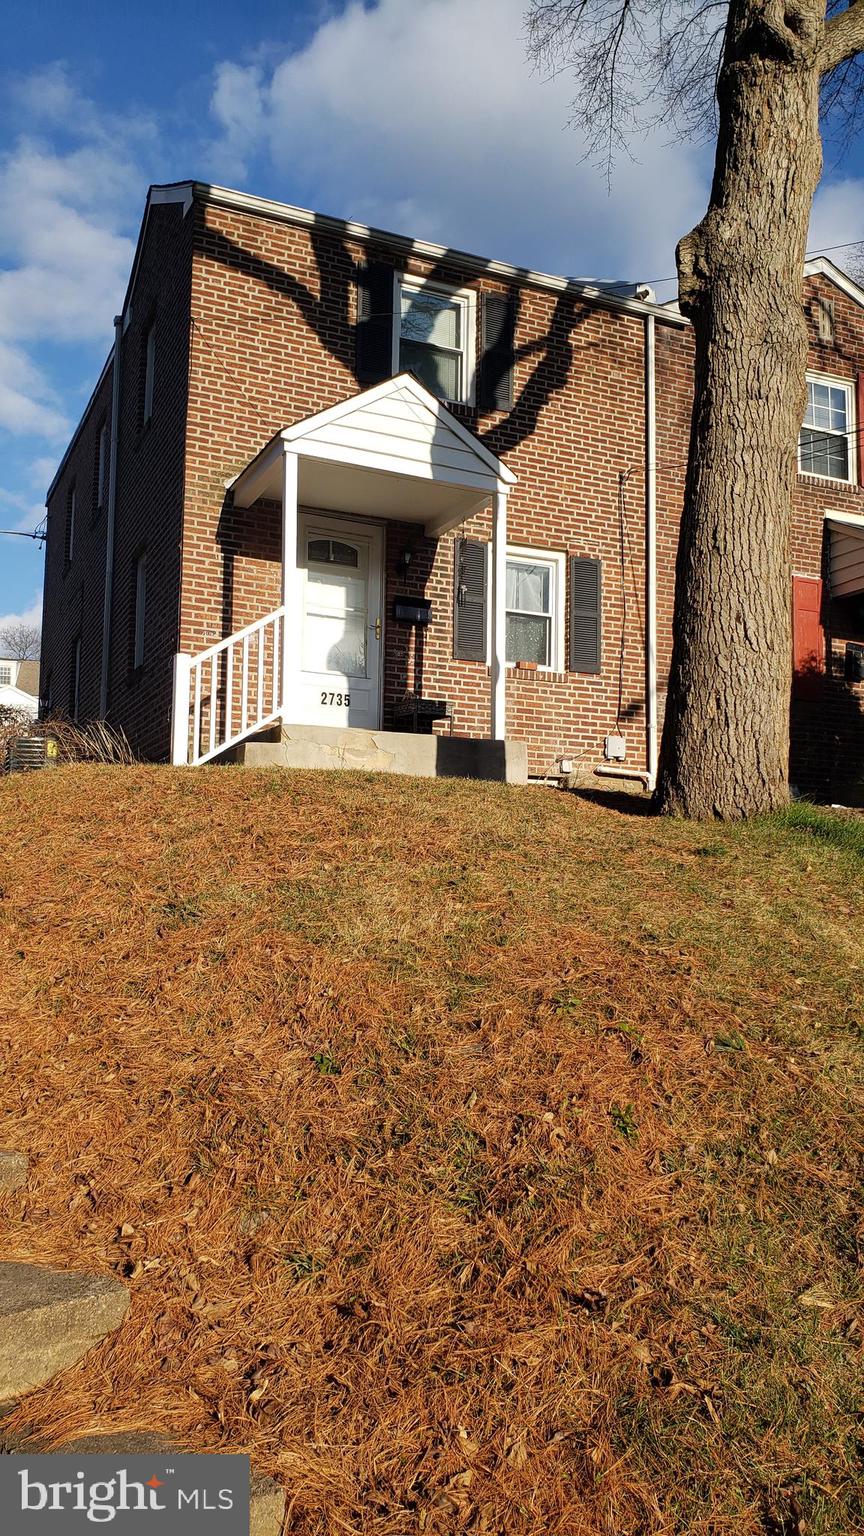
[227,373,516,537]
[825,510,864,598]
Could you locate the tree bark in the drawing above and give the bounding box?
[656,0,825,818]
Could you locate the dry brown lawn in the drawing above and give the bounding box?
[0,766,862,1535]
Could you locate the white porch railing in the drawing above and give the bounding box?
[172,606,286,766]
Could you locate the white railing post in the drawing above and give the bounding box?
[171,652,192,765]
[281,447,300,719]
[490,489,508,740]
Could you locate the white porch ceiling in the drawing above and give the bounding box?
[826,513,864,598]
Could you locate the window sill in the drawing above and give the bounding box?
[797,470,859,490]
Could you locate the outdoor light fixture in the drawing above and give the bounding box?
[401,548,413,570]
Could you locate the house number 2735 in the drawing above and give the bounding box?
[321,691,350,706]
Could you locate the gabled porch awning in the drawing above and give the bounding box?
[227,372,516,537]
[225,374,516,741]
[825,511,864,598]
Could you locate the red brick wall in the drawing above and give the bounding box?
[653,276,864,802]
[41,201,193,759]
[43,186,864,796]
[41,361,114,725]
[181,200,655,776]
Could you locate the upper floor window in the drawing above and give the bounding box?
[394,276,475,404]
[0,665,12,686]
[143,324,156,424]
[799,374,855,483]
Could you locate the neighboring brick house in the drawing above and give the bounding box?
[40,180,864,798]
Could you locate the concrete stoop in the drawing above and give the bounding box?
[233,720,529,784]
[0,1155,286,1533]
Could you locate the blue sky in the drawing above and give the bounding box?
[2,0,864,636]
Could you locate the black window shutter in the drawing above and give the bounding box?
[569,556,602,674]
[479,292,516,412]
[355,263,394,383]
[454,538,488,662]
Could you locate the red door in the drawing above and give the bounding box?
[792,575,824,697]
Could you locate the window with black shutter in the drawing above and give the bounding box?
[478,292,516,412]
[355,263,395,383]
[569,556,602,674]
[454,537,488,661]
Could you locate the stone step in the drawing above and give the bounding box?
[0,1263,129,1405]
[17,1432,285,1535]
[0,1153,28,1192]
[233,720,528,783]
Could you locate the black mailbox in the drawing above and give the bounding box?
[845,642,864,682]
[393,597,431,625]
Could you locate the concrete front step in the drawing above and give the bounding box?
[2,1431,285,1535]
[0,1153,28,1192]
[233,721,528,784]
[0,1263,129,1405]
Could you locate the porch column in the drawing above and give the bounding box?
[490,487,508,740]
[281,447,301,719]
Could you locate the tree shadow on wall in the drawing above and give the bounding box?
[790,661,864,806]
[199,219,600,461]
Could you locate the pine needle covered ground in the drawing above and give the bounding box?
[0,766,862,1535]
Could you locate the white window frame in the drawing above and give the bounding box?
[392,272,476,405]
[486,546,566,672]
[133,550,147,669]
[143,325,156,424]
[0,665,12,687]
[798,371,856,485]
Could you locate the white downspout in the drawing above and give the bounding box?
[99,315,123,718]
[644,312,658,793]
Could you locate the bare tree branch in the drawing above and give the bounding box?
[0,622,40,661]
[821,0,864,71]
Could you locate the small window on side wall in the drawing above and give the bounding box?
[133,550,147,669]
[96,421,109,511]
[799,374,855,483]
[70,636,81,721]
[143,324,156,425]
[64,482,76,566]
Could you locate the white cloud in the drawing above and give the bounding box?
[208,0,710,283]
[0,339,68,439]
[0,139,137,344]
[808,178,864,273]
[0,593,42,632]
[0,67,146,441]
[0,483,48,533]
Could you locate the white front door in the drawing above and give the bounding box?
[295,514,384,730]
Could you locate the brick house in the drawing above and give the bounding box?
[40,180,864,798]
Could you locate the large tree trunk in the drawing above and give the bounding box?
[656,0,824,818]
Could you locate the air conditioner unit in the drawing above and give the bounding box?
[6,736,59,773]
